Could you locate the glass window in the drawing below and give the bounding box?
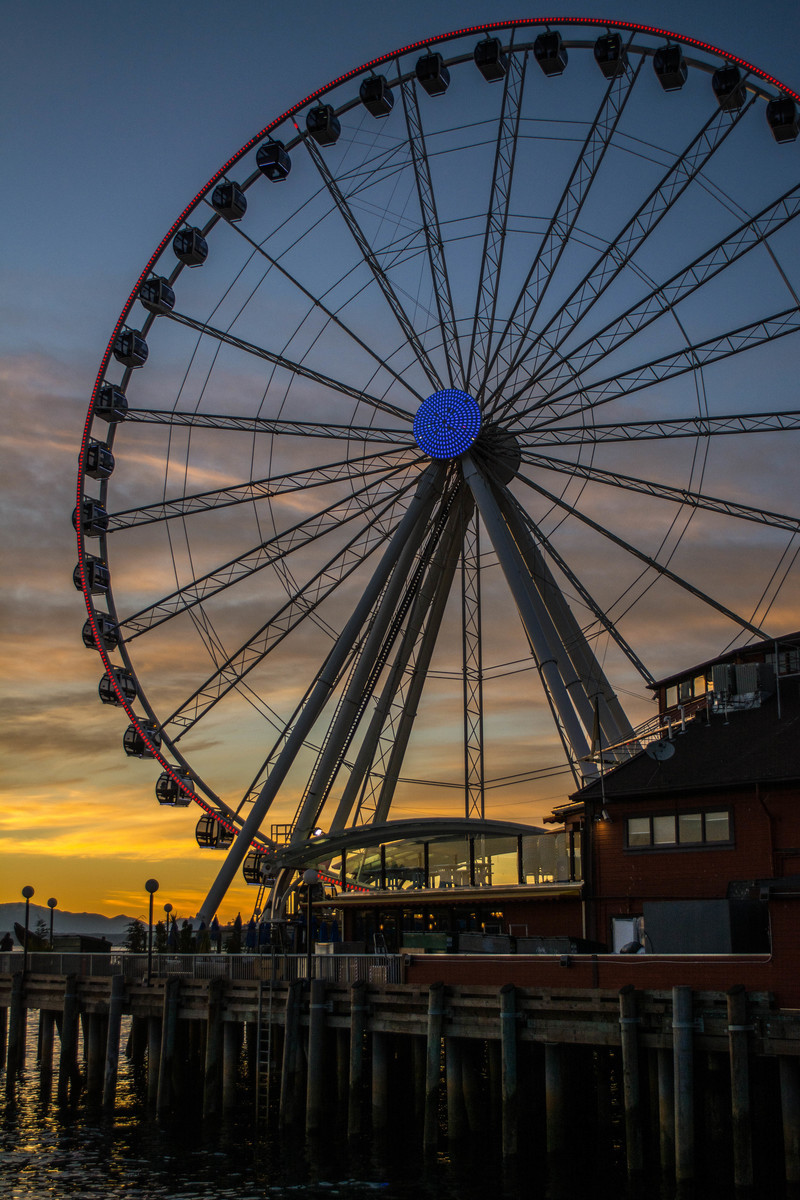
[665,685,678,707]
[678,813,703,843]
[704,811,731,842]
[627,817,651,846]
[678,679,692,702]
[653,815,676,844]
[693,673,708,697]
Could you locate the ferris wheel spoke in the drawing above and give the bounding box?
[163,477,424,738]
[298,126,444,391]
[481,43,643,408]
[465,40,528,392]
[521,448,800,534]
[105,447,418,531]
[398,75,465,387]
[489,96,756,421]
[527,178,800,405]
[519,409,800,449]
[509,305,800,428]
[124,407,412,442]
[162,308,411,423]
[119,460,420,636]
[223,215,424,407]
[513,467,766,638]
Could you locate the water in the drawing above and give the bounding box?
[0,1020,791,1200]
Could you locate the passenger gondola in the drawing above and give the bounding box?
[94,384,128,423]
[98,668,137,706]
[196,812,234,849]
[306,104,341,146]
[139,276,175,315]
[415,51,450,96]
[112,329,148,369]
[359,76,394,117]
[123,721,162,758]
[712,65,746,110]
[211,181,247,221]
[82,613,119,652]
[653,44,688,91]
[73,555,110,595]
[256,139,292,179]
[172,226,208,266]
[474,38,507,82]
[85,440,114,480]
[156,769,194,806]
[766,96,799,143]
[534,31,568,77]
[593,32,627,79]
[73,498,108,537]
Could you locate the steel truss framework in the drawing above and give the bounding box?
[74,19,800,922]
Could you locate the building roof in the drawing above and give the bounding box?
[650,630,800,690]
[569,684,800,806]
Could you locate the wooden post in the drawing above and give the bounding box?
[545,1042,567,1157]
[672,985,695,1182]
[147,1016,161,1104]
[726,985,753,1189]
[412,1034,426,1124]
[306,978,327,1136]
[348,979,368,1139]
[86,1012,107,1096]
[446,1036,467,1140]
[103,973,126,1111]
[279,979,303,1127]
[0,1002,7,1072]
[223,1020,240,1111]
[245,1018,258,1090]
[618,985,644,1173]
[57,974,80,1106]
[5,973,24,1096]
[423,982,445,1151]
[204,977,225,1118]
[372,1030,390,1133]
[500,984,518,1158]
[780,1056,800,1184]
[156,976,180,1114]
[657,1047,675,1171]
[461,1039,483,1134]
[39,1010,55,1102]
[336,1027,349,1107]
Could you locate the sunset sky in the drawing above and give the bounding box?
[3,0,800,927]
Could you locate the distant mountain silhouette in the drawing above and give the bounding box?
[0,903,137,942]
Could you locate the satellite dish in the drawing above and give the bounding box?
[645,739,676,762]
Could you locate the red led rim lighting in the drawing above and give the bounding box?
[77,16,800,835]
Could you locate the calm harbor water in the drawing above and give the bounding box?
[0,1019,790,1200]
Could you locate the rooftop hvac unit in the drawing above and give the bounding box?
[735,662,775,698]
[712,663,735,695]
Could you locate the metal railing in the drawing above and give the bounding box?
[0,951,403,983]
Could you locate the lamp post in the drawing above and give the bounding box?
[21,885,34,974]
[47,897,57,950]
[303,868,319,984]
[145,879,159,984]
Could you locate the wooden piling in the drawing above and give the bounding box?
[779,1056,800,1183]
[412,1034,426,1124]
[279,979,303,1127]
[5,973,24,1096]
[423,981,445,1151]
[348,979,368,1138]
[500,984,518,1158]
[223,1019,240,1110]
[372,1030,391,1133]
[618,985,644,1173]
[156,976,180,1115]
[86,1013,106,1096]
[306,978,327,1136]
[39,1010,55,1102]
[57,974,80,1106]
[0,1002,7,1072]
[545,1042,567,1157]
[203,977,225,1117]
[672,985,695,1182]
[727,985,753,1189]
[446,1036,467,1141]
[147,1016,161,1104]
[657,1046,675,1171]
[103,973,125,1111]
[461,1039,483,1134]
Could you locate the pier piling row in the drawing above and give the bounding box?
[1,972,799,1186]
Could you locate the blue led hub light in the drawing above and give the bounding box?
[413,389,482,459]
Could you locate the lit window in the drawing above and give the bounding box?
[627,817,650,846]
[626,809,732,850]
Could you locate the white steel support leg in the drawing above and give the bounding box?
[493,480,635,751]
[461,454,596,776]
[196,463,446,925]
[332,492,470,831]
[292,480,448,842]
[372,496,468,824]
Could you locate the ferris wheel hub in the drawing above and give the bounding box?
[413,388,482,459]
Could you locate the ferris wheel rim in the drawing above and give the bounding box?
[76,16,800,847]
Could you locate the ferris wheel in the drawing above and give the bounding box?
[75,18,800,920]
